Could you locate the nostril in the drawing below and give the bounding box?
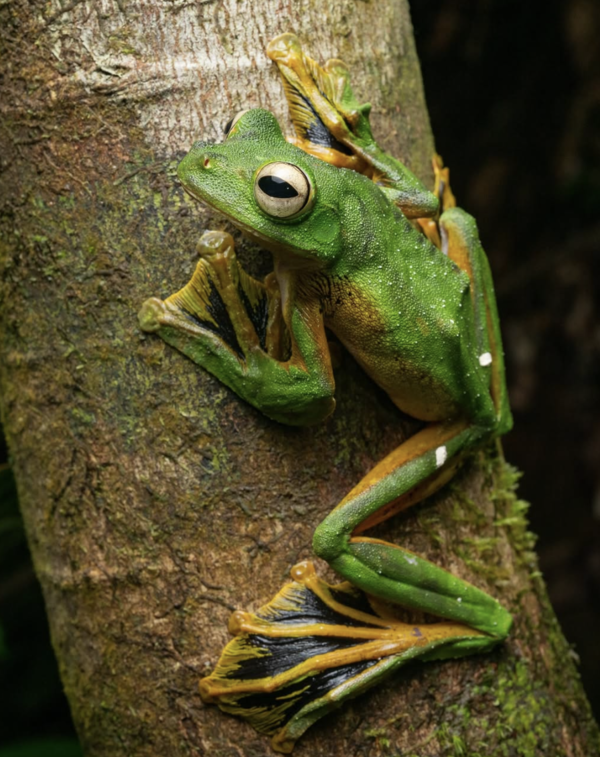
[203,157,210,168]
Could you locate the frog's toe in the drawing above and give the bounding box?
[266,32,303,65]
[196,230,235,259]
[139,295,214,339]
[138,297,167,332]
[431,154,456,211]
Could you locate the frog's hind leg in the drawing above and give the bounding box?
[439,206,513,432]
[202,419,512,752]
[200,561,489,754]
[313,418,512,639]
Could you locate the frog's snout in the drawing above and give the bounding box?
[178,145,222,183]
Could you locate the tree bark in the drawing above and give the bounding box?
[0,1,598,756]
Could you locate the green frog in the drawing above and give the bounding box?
[139,34,513,754]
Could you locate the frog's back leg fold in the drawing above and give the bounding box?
[313,419,512,638]
[200,562,495,754]
[439,209,513,433]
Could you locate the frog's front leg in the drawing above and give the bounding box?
[139,230,335,426]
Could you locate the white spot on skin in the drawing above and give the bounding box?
[404,555,417,565]
[479,352,493,366]
[457,597,462,603]
[435,445,447,468]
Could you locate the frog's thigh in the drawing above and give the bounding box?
[313,419,512,639]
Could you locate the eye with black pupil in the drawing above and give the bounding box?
[254,162,312,218]
[258,175,299,199]
[223,116,234,135]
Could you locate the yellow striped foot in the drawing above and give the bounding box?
[200,561,490,753]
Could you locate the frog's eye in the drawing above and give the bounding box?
[223,110,249,137]
[254,162,312,218]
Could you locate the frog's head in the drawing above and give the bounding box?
[177,109,367,268]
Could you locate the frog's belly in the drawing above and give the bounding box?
[324,286,466,422]
[342,341,462,422]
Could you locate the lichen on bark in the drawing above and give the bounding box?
[0,1,598,756]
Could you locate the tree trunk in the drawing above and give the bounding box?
[0,1,598,756]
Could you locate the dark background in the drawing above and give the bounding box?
[1,0,599,753]
[412,0,600,722]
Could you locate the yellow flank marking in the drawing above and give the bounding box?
[445,233,474,283]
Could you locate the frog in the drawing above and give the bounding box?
[138,34,513,754]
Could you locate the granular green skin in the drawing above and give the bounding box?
[1,2,599,756]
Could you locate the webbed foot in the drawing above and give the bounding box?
[267,34,439,218]
[139,230,287,360]
[200,561,493,753]
[266,33,370,173]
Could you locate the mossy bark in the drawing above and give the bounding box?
[0,1,598,756]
